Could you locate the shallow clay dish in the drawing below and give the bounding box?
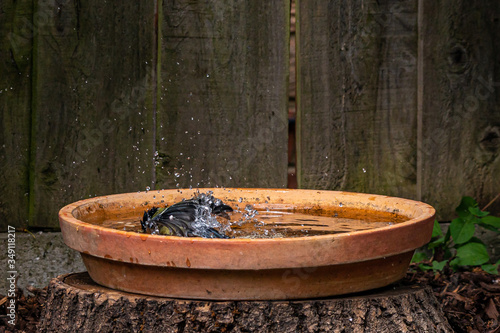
[59,188,435,300]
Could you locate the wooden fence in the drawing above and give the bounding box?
[1,0,499,230]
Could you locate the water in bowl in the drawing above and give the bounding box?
[93,202,407,238]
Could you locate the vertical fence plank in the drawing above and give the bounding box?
[296,0,418,198]
[156,0,289,189]
[0,0,32,230]
[30,1,156,228]
[420,0,500,218]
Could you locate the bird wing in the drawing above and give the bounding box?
[141,197,233,238]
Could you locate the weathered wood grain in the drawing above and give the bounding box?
[0,0,33,230]
[420,0,500,218]
[3,0,499,228]
[296,0,419,200]
[39,272,453,333]
[30,1,156,228]
[156,0,290,189]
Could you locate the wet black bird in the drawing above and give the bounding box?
[140,194,233,238]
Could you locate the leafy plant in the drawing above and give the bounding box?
[412,196,500,274]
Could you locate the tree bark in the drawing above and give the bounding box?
[39,272,452,332]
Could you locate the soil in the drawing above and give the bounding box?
[0,265,499,332]
[403,263,500,333]
[0,286,46,333]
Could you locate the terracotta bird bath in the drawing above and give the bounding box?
[58,188,435,300]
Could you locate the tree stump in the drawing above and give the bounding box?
[38,272,452,332]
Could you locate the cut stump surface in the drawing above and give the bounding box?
[38,272,453,332]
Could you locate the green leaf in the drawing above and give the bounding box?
[481,215,500,228]
[481,263,499,275]
[432,260,447,271]
[454,242,490,266]
[444,228,451,243]
[432,220,443,237]
[428,237,445,249]
[412,252,429,263]
[449,258,460,271]
[418,263,432,271]
[443,247,453,260]
[468,206,489,217]
[477,223,500,232]
[467,237,486,245]
[450,217,475,244]
[455,196,478,217]
[467,237,486,246]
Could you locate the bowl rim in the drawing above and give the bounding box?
[59,188,435,270]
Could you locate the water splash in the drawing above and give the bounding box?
[141,191,232,238]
